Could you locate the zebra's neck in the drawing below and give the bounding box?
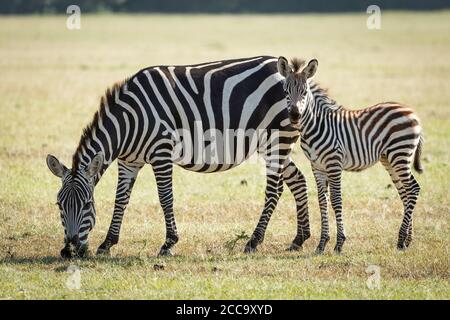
[309,81,342,112]
[71,82,127,183]
[300,81,343,134]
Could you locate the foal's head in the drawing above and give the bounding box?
[277,57,318,125]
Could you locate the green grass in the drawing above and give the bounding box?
[0,12,449,299]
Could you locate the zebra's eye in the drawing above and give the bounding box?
[82,202,92,211]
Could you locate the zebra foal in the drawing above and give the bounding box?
[277,56,423,253]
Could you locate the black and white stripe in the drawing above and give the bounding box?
[278,57,423,254]
[47,56,311,258]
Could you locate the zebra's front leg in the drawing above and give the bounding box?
[313,169,330,254]
[152,160,179,257]
[328,170,346,254]
[283,160,310,251]
[244,163,283,253]
[96,161,143,256]
[405,221,413,248]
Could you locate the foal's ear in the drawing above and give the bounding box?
[46,154,68,178]
[86,153,104,178]
[303,59,318,79]
[277,56,292,78]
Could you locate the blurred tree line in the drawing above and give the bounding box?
[1,0,449,14]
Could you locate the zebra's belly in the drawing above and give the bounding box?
[169,126,292,172]
[171,138,265,173]
[174,160,245,173]
[342,155,380,172]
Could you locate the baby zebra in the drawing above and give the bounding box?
[277,56,423,253]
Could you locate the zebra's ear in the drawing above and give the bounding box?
[86,153,104,178]
[46,154,68,178]
[277,56,291,78]
[303,59,318,79]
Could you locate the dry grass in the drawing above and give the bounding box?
[0,12,449,299]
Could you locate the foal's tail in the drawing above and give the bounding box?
[413,134,424,174]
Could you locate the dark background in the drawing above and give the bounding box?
[1,0,449,14]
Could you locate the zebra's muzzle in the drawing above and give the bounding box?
[288,108,301,125]
[60,242,89,259]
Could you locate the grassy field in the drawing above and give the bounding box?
[0,12,449,299]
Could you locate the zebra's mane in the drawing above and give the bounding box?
[72,78,129,172]
[291,58,306,73]
[309,80,342,111]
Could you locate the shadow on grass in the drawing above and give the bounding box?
[0,255,61,266]
[0,250,320,268]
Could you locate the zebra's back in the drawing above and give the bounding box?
[341,102,422,171]
[108,56,296,172]
[133,56,287,131]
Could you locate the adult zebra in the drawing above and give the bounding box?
[277,56,423,254]
[46,56,310,258]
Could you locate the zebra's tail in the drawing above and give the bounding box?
[413,134,424,174]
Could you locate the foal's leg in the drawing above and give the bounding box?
[244,159,284,253]
[380,156,413,246]
[97,160,143,255]
[313,168,330,254]
[283,159,310,251]
[386,154,420,250]
[397,172,420,249]
[328,169,346,253]
[152,158,179,257]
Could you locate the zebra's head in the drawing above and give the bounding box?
[46,153,104,258]
[277,57,318,125]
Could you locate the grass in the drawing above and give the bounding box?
[0,12,449,299]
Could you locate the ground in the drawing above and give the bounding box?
[0,11,449,299]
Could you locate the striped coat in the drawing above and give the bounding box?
[47,56,310,258]
[278,56,422,253]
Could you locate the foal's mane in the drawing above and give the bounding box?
[309,80,343,111]
[290,58,306,73]
[71,79,129,172]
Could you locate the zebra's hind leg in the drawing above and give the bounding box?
[380,156,411,247]
[283,159,310,251]
[152,159,179,257]
[405,220,413,248]
[328,169,346,254]
[386,155,420,250]
[397,173,420,250]
[313,168,330,254]
[96,161,143,256]
[244,161,283,253]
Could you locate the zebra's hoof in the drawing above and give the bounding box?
[333,246,343,254]
[286,243,302,251]
[405,237,413,248]
[96,247,111,256]
[243,245,257,254]
[397,236,407,250]
[315,246,325,255]
[158,248,173,257]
